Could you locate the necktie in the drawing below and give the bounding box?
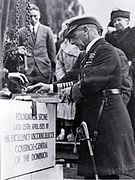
[32,26,36,43]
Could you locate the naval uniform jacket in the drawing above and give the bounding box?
[57,38,135,177]
[18,23,56,84]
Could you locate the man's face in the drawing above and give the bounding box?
[30,9,40,26]
[113,17,129,31]
[68,27,88,50]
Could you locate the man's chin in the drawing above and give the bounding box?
[31,22,36,26]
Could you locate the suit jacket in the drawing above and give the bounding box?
[19,23,56,84]
[58,38,135,177]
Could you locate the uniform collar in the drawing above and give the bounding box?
[86,36,103,53]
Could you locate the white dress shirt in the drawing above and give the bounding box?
[30,22,39,33]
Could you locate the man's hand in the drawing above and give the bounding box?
[27,82,50,93]
[8,72,29,84]
[17,46,26,55]
[17,46,31,56]
[59,87,71,102]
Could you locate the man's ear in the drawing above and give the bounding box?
[83,25,89,32]
[126,18,130,25]
[83,25,89,36]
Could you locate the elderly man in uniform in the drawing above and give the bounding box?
[105,9,135,135]
[27,16,135,179]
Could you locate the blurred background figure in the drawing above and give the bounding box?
[56,20,80,141]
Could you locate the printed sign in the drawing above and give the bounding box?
[0,99,56,179]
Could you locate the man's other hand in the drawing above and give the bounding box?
[8,72,29,84]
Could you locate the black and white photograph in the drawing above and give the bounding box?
[1,0,135,179]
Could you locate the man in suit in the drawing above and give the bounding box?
[27,16,135,179]
[18,3,56,85]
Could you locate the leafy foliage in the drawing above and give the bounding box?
[33,0,84,34]
[1,0,84,41]
[16,0,84,35]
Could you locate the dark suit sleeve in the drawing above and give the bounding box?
[46,28,56,68]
